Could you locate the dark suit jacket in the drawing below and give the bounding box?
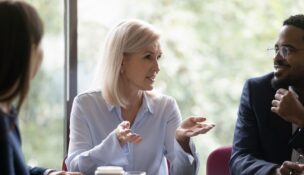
[0,109,46,175]
[230,73,294,175]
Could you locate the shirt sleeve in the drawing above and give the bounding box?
[65,96,129,175]
[164,98,198,175]
[29,166,47,175]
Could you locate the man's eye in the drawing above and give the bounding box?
[157,55,162,60]
[275,48,279,53]
[282,47,291,54]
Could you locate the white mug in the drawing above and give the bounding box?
[95,166,125,175]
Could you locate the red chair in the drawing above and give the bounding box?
[62,155,67,171]
[206,145,232,175]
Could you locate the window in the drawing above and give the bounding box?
[20,0,64,169]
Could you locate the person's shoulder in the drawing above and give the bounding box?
[247,72,274,84]
[74,89,102,102]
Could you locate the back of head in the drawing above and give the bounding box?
[283,14,304,31]
[99,19,160,107]
[0,0,43,111]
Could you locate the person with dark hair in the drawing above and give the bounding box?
[0,1,82,175]
[230,14,304,175]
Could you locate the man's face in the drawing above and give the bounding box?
[271,25,304,89]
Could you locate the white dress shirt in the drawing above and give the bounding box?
[289,86,303,162]
[65,90,198,175]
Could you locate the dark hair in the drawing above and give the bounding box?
[283,14,304,31]
[0,0,43,111]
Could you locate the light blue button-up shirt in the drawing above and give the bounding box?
[66,90,198,175]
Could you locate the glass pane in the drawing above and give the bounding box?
[20,0,64,170]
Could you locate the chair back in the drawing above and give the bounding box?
[206,145,232,175]
[62,155,67,171]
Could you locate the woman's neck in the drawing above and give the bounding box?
[0,102,11,114]
[121,90,144,125]
[126,90,143,107]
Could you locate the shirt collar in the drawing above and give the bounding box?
[289,86,299,99]
[105,92,154,115]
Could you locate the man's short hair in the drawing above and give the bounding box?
[283,14,304,31]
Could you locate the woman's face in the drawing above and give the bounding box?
[121,41,161,92]
[30,43,43,79]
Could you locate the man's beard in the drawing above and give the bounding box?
[271,75,290,90]
[271,59,291,90]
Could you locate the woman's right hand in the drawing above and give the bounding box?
[115,121,142,145]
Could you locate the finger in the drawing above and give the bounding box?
[126,133,137,141]
[277,88,288,95]
[120,129,132,139]
[121,121,130,129]
[281,161,300,174]
[287,163,302,173]
[132,136,142,144]
[279,163,291,175]
[190,116,206,123]
[129,135,142,144]
[185,126,213,137]
[195,126,214,134]
[274,93,283,100]
[271,100,280,107]
[271,106,278,113]
[121,129,132,136]
[194,123,215,129]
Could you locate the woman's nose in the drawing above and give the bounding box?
[154,59,160,73]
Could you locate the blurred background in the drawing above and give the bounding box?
[20,0,304,174]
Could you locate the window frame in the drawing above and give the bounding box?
[64,0,78,156]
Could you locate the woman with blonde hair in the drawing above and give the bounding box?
[66,19,214,175]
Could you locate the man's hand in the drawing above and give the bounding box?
[115,121,142,145]
[271,88,304,127]
[271,161,304,175]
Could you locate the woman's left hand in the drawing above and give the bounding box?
[175,116,215,154]
[176,116,215,138]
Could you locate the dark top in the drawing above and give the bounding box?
[230,72,294,175]
[0,108,46,175]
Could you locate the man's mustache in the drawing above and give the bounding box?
[274,59,290,67]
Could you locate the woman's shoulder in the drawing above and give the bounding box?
[74,89,104,103]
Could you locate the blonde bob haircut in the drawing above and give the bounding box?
[100,19,160,107]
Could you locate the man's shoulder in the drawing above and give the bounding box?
[248,72,274,84]
[245,72,275,95]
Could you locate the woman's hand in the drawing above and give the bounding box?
[115,121,142,145]
[176,116,215,154]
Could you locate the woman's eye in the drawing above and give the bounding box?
[145,55,152,59]
[157,55,162,60]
